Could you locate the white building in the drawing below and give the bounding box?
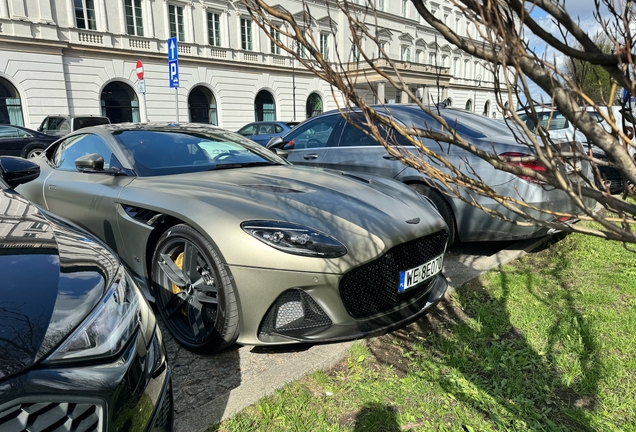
[0,0,510,131]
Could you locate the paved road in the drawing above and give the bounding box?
[163,238,544,431]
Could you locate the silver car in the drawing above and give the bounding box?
[268,105,594,244]
[17,123,449,354]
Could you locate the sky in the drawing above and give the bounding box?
[520,0,614,105]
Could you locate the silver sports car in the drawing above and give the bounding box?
[18,123,449,353]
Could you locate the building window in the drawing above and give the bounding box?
[443,13,449,25]
[378,41,387,58]
[442,55,448,67]
[465,99,472,111]
[320,33,329,60]
[270,27,281,54]
[124,0,143,36]
[296,41,306,58]
[377,0,385,12]
[483,100,490,116]
[306,93,323,119]
[168,5,184,41]
[208,12,221,46]
[453,58,458,75]
[74,0,97,30]
[401,46,411,62]
[464,59,470,78]
[351,43,360,62]
[429,52,436,65]
[455,17,460,33]
[402,0,408,17]
[241,18,253,50]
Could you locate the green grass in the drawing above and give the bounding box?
[213,228,636,431]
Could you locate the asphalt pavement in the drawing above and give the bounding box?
[163,237,547,431]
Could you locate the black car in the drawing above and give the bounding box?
[0,156,173,431]
[0,125,57,159]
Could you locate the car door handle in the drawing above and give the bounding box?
[382,154,397,160]
[303,154,319,160]
[48,184,57,190]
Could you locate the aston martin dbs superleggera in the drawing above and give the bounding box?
[18,123,449,353]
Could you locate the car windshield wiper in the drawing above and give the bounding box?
[208,161,278,171]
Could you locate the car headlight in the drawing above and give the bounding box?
[241,220,347,258]
[45,267,141,363]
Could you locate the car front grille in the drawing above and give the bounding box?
[339,230,448,318]
[0,401,102,432]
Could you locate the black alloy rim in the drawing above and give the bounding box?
[156,238,219,343]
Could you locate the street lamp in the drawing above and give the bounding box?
[474,73,482,113]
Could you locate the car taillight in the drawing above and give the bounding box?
[499,152,546,183]
[283,139,295,150]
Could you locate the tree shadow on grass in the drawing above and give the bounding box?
[368,237,602,430]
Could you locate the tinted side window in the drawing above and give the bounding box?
[55,134,115,171]
[0,126,19,138]
[258,124,274,134]
[274,124,284,133]
[47,117,65,131]
[339,115,412,147]
[282,115,340,149]
[238,124,257,136]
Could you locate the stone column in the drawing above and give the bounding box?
[400,87,409,104]
[0,0,9,19]
[441,86,448,102]
[376,81,385,104]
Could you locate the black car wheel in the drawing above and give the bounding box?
[25,147,45,159]
[409,183,457,246]
[152,224,239,353]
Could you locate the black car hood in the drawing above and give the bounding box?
[0,190,119,380]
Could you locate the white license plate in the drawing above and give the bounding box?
[398,255,443,292]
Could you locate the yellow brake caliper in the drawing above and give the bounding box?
[171,252,184,294]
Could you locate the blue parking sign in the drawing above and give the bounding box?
[169,59,179,88]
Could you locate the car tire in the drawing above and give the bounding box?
[25,147,45,159]
[151,224,239,353]
[408,183,457,246]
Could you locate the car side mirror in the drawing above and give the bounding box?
[266,136,284,149]
[0,156,40,189]
[75,153,104,172]
[274,148,289,159]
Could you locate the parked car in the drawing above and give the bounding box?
[18,123,449,354]
[38,115,111,137]
[516,106,636,193]
[237,121,298,145]
[0,124,57,158]
[267,105,596,245]
[0,156,173,431]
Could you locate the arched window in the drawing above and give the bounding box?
[101,81,139,123]
[483,100,490,116]
[255,90,276,121]
[306,93,323,119]
[445,97,452,107]
[188,86,218,125]
[465,99,472,111]
[0,77,24,126]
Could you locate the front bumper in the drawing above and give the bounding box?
[229,268,447,346]
[0,327,172,432]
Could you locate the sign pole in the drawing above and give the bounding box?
[135,60,148,122]
[175,88,179,122]
[143,92,148,122]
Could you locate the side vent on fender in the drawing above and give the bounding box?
[121,204,163,226]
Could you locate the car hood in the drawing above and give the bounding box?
[0,191,119,380]
[124,165,447,271]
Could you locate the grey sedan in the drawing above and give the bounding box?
[267,105,594,244]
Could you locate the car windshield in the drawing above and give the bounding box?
[113,128,286,176]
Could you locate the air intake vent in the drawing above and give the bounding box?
[121,204,162,225]
[240,184,304,193]
[259,289,332,338]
